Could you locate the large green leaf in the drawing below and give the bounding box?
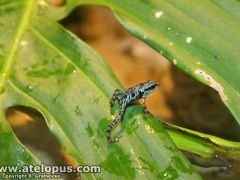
[112,0,240,124]
[113,0,240,124]
[50,0,240,123]
[0,0,200,179]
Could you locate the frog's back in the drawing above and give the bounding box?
[125,84,143,102]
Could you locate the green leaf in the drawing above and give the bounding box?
[53,0,240,123]
[0,0,200,179]
[110,0,240,123]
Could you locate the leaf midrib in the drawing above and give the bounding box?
[0,1,36,89]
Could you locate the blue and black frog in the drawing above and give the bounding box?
[107,80,159,143]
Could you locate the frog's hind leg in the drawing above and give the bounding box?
[107,105,126,143]
[110,89,123,107]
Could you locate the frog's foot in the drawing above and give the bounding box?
[108,135,122,143]
[106,116,123,143]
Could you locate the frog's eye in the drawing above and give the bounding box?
[146,83,158,91]
[145,86,154,91]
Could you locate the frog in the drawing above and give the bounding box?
[107,80,160,143]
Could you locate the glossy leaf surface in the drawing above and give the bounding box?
[51,0,240,123]
[0,1,200,179]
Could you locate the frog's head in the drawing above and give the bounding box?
[143,80,160,94]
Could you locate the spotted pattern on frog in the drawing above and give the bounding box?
[107,80,159,143]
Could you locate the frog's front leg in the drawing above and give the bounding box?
[107,104,126,143]
[142,97,150,114]
[110,89,123,107]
